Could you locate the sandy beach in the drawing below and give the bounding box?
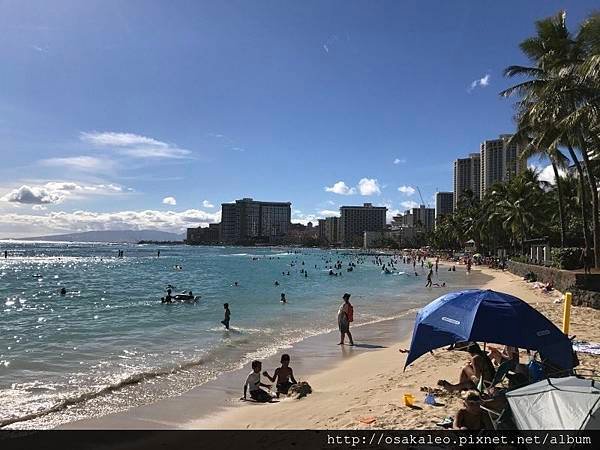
[188,265,600,430]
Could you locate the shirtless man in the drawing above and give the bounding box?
[263,354,297,397]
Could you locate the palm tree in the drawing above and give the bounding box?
[501,11,600,265]
[509,123,569,247]
[487,170,550,253]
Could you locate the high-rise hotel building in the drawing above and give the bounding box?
[221,198,291,244]
[435,192,454,220]
[339,203,387,246]
[479,134,526,198]
[453,134,525,209]
[453,153,480,209]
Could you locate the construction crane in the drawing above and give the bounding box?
[416,186,429,208]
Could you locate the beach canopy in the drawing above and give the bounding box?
[404,289,574,371]
[506,377,600,429]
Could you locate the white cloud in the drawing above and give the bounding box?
[1,185,64,205]
[0,208,221,236]
[400,200,420,209]
[319,209,340,218]
[162,196,177,206]
[44,182,79,191]
[393,158,406,165]
[386,208,401,224]
[398,185,416,196]
[291,210,321,225]
[323,44,329,53]
[0,181,130,207]
[537,164,567,185]
[325,178,381,196]
[40,156,114,172]
[202,200,215,208]
[325,181,356,195]
[81,131,166,148]
[357,178,381,196]
[469,73,491,92]
[81,131,191,159]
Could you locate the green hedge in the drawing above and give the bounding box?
[551,247,583,270]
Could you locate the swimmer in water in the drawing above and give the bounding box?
[280,293,287,303]
[60,287,66,296]
[274,281,279,286]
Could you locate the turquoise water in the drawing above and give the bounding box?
[0,242,461,428]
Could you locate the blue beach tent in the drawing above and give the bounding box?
[404,289,574,371]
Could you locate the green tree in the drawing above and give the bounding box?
[501,11,600,265]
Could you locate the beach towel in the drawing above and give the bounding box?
[572,340,600,356]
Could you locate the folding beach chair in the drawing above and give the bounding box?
[482,360,513,390]
[480,403,511,430]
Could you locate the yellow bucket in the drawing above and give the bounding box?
[404,393,415,407]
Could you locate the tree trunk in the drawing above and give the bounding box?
[578,141,600,268]
[550,161,566,248]
[567,145,591,256]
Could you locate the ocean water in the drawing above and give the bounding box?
[0,242,468,429]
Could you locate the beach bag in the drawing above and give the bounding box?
[347,304,354,322]
[528,360,545,383]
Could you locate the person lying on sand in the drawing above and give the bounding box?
[438,343,495,392]
[242,360,272,403]
[453,390,491,430]
[263,354,297,397]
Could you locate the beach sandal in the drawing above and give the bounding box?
[436,416,453,428]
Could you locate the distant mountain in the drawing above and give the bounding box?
[18,230,185,243]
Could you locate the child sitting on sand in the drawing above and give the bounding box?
[242,360,272,403]
[263,354,297,397]
[453,390,491,430]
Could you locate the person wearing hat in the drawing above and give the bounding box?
[337,293,354,346]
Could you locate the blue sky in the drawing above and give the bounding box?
[0,0,597,236]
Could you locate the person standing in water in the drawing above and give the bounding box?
[157,250,160,258]
[222,303,231,330]
[337,293,354,346]
[4,250,7,259]
[280,293,287,303]
[425,269,433,288]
